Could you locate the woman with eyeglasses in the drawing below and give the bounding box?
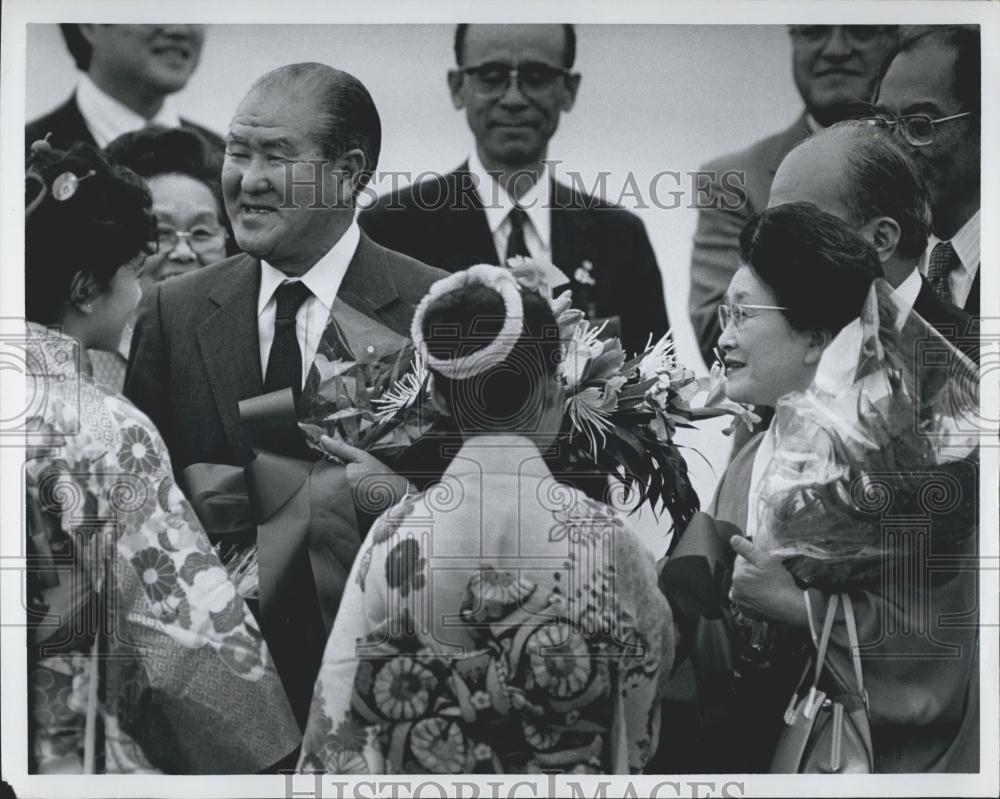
[668,202,979,773]
[85,126,231,391]
[24,141,299,773]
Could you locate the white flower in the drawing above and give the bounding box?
[561,321,607,389]
[372,353,428,422]
[637,331,676,380]
[189,567,236,613]
[573,267,596,286]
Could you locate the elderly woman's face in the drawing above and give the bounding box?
[140,172,226,292]
[718,266,819,408]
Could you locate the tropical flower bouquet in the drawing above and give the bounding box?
[555,288,756,532]
[297,339,439,465]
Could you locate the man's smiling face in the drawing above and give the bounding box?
[222,85,342,274]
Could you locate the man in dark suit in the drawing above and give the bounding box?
[360,23,668,356]
[872,27,980,317]
[689,25,899,368]
[125,63,445,726]
[768,121,974,352]
[25,24,223,155]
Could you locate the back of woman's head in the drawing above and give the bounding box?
[739,202,884,335]
[26,142,154,325]
[419,274,562,434]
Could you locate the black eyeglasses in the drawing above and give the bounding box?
[460,61,570,100]
[860,112,973,147]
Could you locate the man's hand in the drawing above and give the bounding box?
[729,535,808,628]
[320,435,412,514]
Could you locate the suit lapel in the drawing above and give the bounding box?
[445,164,502,268]
[335,231,401,322]
[196,256,264,449]
[550,180,593,282]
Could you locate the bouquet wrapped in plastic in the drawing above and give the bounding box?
[755,280,979,590]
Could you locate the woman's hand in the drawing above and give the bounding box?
[729,535,808,628]
[320,435,412,512]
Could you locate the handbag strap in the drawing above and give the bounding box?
[812,592,840,687]
[841,593,868,709]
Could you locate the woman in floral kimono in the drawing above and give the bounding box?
[24,142,299,773]
[298,264,673,774]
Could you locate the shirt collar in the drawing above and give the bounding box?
[925,210,980,277]
[949,210,980,275]
[258,220,361,314]
[893,266,923,315]
[75,74,182,148]
[467,149,552,248]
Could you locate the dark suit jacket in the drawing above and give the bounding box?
[688,114,812,368]
[360,163,669,355]
[913,274,978,363]
[25,93,225,157]
[963,268,980,316]
[125,231,445,474]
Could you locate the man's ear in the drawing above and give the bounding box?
[803,328,832,365]
[860,216,901,264]
[560,73,581,112]
[68,270,102,312]
[331,148,368,206]
[447,69,466,110]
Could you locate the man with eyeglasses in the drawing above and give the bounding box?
[359,23,669,356]
[688,25,898,372]
[867,26,980,316]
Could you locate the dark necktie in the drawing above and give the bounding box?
[505,206,531,261]
[263,280,312,399]
[927,241,960,305]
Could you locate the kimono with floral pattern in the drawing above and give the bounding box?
[298,437,673,775]
[24,328,300,773]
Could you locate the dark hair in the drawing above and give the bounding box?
[739,202,884,335]
[820,121,932,259]
[422,282,562,434]
[249,63,381,192]
[26,143,154,325]
[60,24,91,71]
[105,125,225,220]
[875,25,980,115]
[454,24,577,68]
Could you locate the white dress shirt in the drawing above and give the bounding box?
[75,74,182,148]
[468,151,568,290]
[893,266,923,324]
[920,210,980,309]
[257,221,361,386]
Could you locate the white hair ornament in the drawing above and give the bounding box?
[410,264,525,380]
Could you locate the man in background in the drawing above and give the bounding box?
[768,121,973,350]
[871,26,980,316]
[25,24,223,154]
[360,23,669,355]
[688,25,898,368]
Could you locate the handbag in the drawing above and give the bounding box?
[770,593,874,773]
